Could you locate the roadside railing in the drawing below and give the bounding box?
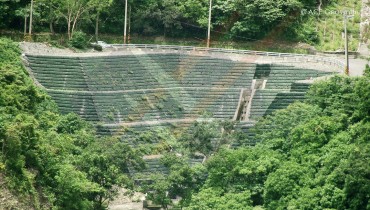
[109,44,345,72]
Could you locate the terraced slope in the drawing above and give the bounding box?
[27,56,87,91]
[26,54,255,124]
[25,53,335,149]
[25,52,336,175]
[264,65,330,89]
[249,90,306,120]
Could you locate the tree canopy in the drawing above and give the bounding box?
[0,38,143,209]
[0,0,359,48]
[181,74,370,209]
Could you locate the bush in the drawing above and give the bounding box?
[0,38,20,63]
[93,44,103,51]
[49,40,65,49]
[69,31,88,49]
[364,64,370,77]
[34,34,51,43]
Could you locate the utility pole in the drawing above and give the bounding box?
[128,5,131,43]
[29,0,34,35]
[24,15,28,36]
[123,0,128,44]
[207,0,212,48]
[344,14,349,75]
[344,14,354,76]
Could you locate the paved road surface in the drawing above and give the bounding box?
[347,58,368,76]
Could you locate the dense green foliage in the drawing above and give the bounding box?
[179,120,235,157]
[110,73,369,209]
[132,75,370,209]
[0,4,368,205]
[0,38,142,209]
[141,154,207,209]
[365,64,370,77]
[69,31,89,49]
[181,75,370,209]
[0,0,360,50]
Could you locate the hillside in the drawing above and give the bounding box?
[0,38,144,209]
[185,74,370,209]
[0,0,363,52]
[0,0,369,206]
[0,174,36,209]
[1,39,368,209]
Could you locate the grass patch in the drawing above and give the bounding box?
[300,0,361,51]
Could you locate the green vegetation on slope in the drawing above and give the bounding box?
[134,74,370,209]
[0,35,369,209]
[183,75,370,209]
[0,38,143,209]
[298,0,361,51]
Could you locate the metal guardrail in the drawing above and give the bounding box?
[108,44,345,72]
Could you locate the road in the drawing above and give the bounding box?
[347,58,368,76]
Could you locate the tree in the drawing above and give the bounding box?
[263,162,313,209]
[161,154,206,207]
[0,38,144,209]
[251,102,322,151]
[142,154,206,209]
[179,119,220,157]
[78,137,144,209]
[131,0,207,36]
[15,6,30,36]
[89,0,113,41]
[204,147,282,205]
[209,0,303,39]
[145,173,173,209]
[52,0,95,39]
[184,75,370,209]
[365,64,370,77]
[0,0,28,29]
[186,188,253,210]
[37,0,64,35]
[341,122,370,209]
[53,164,101,210]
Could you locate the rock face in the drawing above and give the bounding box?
[108,188,144,210]
[0,174,36,210]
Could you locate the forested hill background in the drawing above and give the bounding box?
[0,0,362,51]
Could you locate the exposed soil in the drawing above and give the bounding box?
[108,188,144,210]
[19,42,75,55]
[0,173,35,210]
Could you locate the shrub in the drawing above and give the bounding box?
[49,40,65,49]
[364,64,370,77]
[93,44,103,51]
[35,34,51,43]
[156,103,164,110]
[69,31,88,49]
[0,38,20,63]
